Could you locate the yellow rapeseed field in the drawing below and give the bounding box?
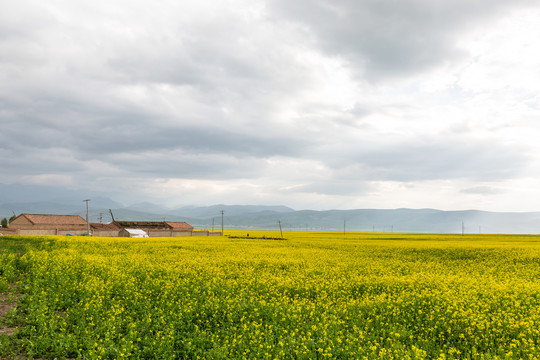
[1,231,540,359]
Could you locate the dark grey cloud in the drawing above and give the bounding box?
[0,0,315,179]
[0,147,84,175]
[270,0,537,80]
[0,92,311,158]
[103,151,265,180]
[77,122,311,158]
[314,137,528,183]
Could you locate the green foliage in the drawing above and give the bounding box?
[0,217,7,228]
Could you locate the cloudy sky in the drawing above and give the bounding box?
[1,0,540,211]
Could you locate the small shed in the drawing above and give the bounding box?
[119,229,149,238]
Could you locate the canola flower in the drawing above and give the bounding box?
[1,231,540,359]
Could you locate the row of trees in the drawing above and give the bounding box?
[1,215,16,228]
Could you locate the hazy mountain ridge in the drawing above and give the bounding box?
[1,198,540,234]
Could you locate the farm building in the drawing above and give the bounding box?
[119,229,149,237]
[91,220,220,237]
[165,221,194,231]
[90,222,122,237]
[112,221,197,237]
[9,213,88,235]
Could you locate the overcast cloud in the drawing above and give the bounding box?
[1,0,540,211]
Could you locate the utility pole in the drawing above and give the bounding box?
[83,199,91,235]
[220,210,224,236]
[344,220,346,236]
[462,221,465,236]
[212,218,215,231]
[278,220,283,238]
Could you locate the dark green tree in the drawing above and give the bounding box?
[1,217,8,228]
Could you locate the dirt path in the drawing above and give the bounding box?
[0,286,19,336]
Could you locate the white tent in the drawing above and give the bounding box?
[120,228,149,238]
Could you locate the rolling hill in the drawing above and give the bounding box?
[1,199,540,234]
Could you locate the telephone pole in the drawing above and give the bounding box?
[83,199,91,235]
[220,210,224,236]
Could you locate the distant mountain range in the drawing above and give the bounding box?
[1,198,540,234]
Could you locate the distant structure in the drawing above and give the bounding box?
[6,213,221,237]
[100,220,219,237]
[108,221,195,237]
[89,222,122,237]
[119,228,149,238]
[9,214,88,235]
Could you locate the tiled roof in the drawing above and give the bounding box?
[114,221,169,229]
[90,223,121,230]
[22,214,87,225]
[165,221,193,230]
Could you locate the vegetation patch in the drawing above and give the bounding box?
[227,235,287,240]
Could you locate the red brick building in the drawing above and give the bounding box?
[9,214,88,235]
